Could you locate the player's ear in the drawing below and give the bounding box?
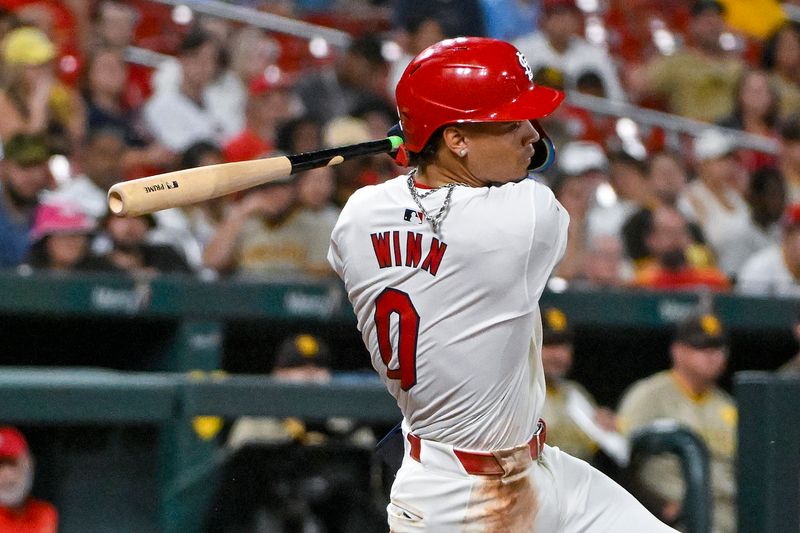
[442,125,467,158]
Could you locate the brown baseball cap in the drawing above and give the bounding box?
[542,307,574,345]
[675,312,727,349]
[274,334,331,369]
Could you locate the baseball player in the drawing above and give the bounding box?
[328,37,676,532]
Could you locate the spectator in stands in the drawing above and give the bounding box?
[167,141,229,254]
[647,150,690,208]
[0,427,57,532]
[322,116,384,205]
[101,213,191,275]
[386,14,450,98]
[88,0,139,52]
[143,28,228,152]
[227,26,281,90]
[276,115,323,155]
[738,203,800,297]
[627,0,743,122]
[623,151,716,270]
[296,167,340,227]
[538,307,623,463]
[717,69,780,173]
[779,113,800,204]
[680,129,753,275]
[0,26,85,153]
[24,201,115,273]
[393,0,485,44]
[738,166,786,257]
[202,175,335,278]
[551,141,609,280]
[633,205,729,292]
[514,0,627,101]
[294,34,389,124]
[587,150,652,241]
[761,22,800,120]
[81,47,174,174]
[618,311,737,533]
[578,233,633,289]
[0,134,53,269]
[150,20,246,143]
[223,70,298,163]
[43,126,125,219]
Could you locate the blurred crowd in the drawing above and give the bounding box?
[0,0,799,297]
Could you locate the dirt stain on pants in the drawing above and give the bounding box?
[462,445,539,532]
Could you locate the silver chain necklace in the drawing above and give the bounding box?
[406,169,465,235]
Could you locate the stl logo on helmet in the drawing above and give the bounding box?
[516,51,534,83]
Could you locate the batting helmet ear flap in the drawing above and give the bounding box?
[387,122,411,166]
[528,120,556,173]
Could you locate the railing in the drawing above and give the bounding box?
[566,91,780,154]
[151,0,351,47]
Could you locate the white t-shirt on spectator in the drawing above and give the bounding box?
[513,33,626,101]
[679,180,754,275]
[587,199,638,241]
[42,174,107,219]
[152,58,246,142]
[737,244,800,297]
[144,89,225,153]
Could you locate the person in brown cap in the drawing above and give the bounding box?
[618,311,737,532]
[0,427,57,532]
[0,133,54,268]
[227,333,335,448]
[271,333,332,384]
[538,307,622,463]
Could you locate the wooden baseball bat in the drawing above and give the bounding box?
[107,135,404,217]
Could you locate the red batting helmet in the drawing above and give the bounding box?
[395,37,564,171]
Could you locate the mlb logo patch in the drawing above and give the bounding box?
[404,209,424,224]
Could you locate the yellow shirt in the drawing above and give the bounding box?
[618,370,737,533]
[720,0,785,39]
[645,50,743,122]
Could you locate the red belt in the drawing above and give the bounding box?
[407,419,546,476]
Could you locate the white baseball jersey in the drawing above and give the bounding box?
[328,174,569,451]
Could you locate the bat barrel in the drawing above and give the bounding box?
[106,136,404,217]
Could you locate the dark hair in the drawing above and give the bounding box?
[575,70,606,95]
[749,166,784,196]
[691,0,725,17]
[609,150,647,173]
[761,22,800,71]
[352,97,397,125]
[347,34,386,67]
[180,141,222,170]
[408,126,445,168]
[781,113,800,141]
[276,115,322,154]
[178,27,215,55]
